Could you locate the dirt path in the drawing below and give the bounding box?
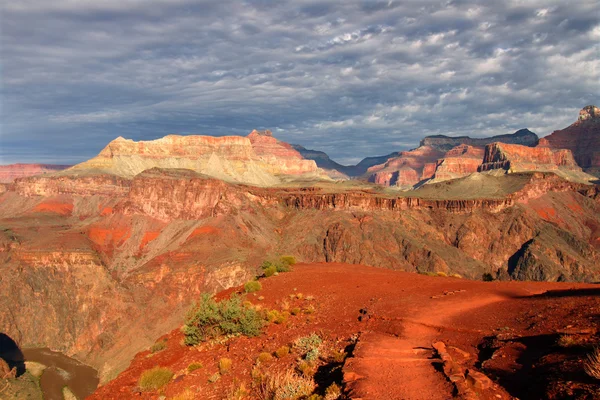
[343,287,540,399]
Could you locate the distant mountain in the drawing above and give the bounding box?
[0,163,71,183]
[420,129,539,152]
[291,144,399,177]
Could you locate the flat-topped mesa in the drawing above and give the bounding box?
[60,132,323,187]
[0,163,71,183]
[420,129,539,152]
[539,106,600,173]
[479,142,581,173]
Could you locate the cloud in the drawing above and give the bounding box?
[1,0,598,165]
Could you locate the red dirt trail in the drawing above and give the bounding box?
[90,263,599,400]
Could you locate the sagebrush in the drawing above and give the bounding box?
[182,293,265,345]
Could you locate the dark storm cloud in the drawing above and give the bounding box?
[1,0,598,165]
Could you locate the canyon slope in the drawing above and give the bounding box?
[1,166,599,383]
[0,163,71,183]
[1,107,599,393]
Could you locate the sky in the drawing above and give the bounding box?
[1,0,598,165]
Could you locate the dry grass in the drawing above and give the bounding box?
[139,366,174,391]
[219,358,233,375]
[170,388,195,400]
[257,352,273,364]
[557,334,578,348]
[584,346,600,380]
[258,369,315,400]
[275,346,290,358]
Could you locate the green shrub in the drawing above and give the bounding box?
[294,334,322,357]
[264,265,277,277]
[280,255,297,266]
[182,293,265,345]
[244,280,262,293]
[187,362,203,372]
[150,339,167,353]
[139,366,173,391]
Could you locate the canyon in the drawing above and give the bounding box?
[0,106,598,398]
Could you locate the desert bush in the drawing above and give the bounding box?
[208,373,220,383]
[150,339,167,353]
[436,271,447,277]
[280,256,297,266]
[260,257,294,275]
[182,293,265,345]
[258,369,315,400]
[450,273,462,279]
[245,280,262,293]
[257,352,273,364]
[275,346,290,358]
[294,334,322,357]
[264,266,278,277]
[219,358,233,374]
[291,307,301,316]
[266,310,289,324]
[482,273,495,282]
[139,366,173,391]
[584,346,600,379]
[187,362,203,372]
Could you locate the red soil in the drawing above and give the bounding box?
[90,263,600,400]
[139,231,160,251]
[30,200,74,216]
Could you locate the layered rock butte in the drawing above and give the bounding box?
[0,108,599,394]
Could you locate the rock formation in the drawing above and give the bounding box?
[429,145,484,183]
[0,163,71,183]
[366,129,542,188]
[366,146,443,188]
[539,105,600,176]
[479,142,582,174]
[65,132,325,186]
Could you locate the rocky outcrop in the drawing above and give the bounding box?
[366,146,444,188]
[430,145,484,183]
[420,129,539,152]
[539,105,600,175]
[13,174,131,197]
[0,164,71,183]
[479,142,582,173]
